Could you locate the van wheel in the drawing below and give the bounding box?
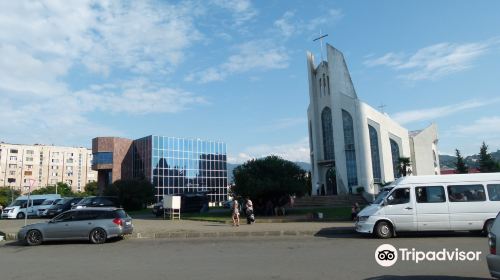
[89,228,107,244]
[484,220,494,236]
[374,221,393,239]
[16,212,25,219]
[25,230,43,246]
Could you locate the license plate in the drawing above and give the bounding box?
[125,221,131,226]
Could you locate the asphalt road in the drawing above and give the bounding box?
[0,234,493,280]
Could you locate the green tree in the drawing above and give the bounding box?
[398,157,412,177]
[31,182,74,196]
[104,179,154,211]
[84,181,99,196]
[454,149,468,174]
[0,186,21,207]
[479,142,499,173]
[232,155,308,208]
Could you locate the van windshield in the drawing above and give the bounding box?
[41,199,59,206]
[56,198,72,205]
[373,188,393,205]
[9,200,27,207]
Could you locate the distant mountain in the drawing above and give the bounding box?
[439,150,500,169]
[226,161,311,183]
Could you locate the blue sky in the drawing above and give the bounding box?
[1,0,500,163]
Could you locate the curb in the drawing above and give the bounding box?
[2,227,355,242]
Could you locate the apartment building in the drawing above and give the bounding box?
[0,142,97,193]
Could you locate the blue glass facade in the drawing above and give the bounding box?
[133,136,228,203]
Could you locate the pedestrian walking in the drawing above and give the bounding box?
[351,203,360,221]
[245,197,254,224]
[232,200,240,226]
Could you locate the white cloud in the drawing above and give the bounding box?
[211,0,258,25]
[186,40,289,83]
[392,99,498,125]
[273,9,343,39]
[76,80,208,115]
[364,40,494,80]
[449,117,500,137]
[228,138,310,164]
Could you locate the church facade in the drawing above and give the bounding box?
[307,44,440,200]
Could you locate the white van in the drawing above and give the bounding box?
[355,173,500,238]
[1,194,61,219]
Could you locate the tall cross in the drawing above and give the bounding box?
[378,104,387,113]
[313,30,328,63]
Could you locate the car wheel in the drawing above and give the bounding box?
[16,212,25,219]
[89,228,107,244]
[25,229,43,246]
[374,221,393,239]
[484,219,494,236]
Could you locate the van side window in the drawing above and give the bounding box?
[448,185,486,202]
[416,186,445,203]
[487,184,500,201]
[387,188,410,205]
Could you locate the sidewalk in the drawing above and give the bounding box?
[0,217,356,241]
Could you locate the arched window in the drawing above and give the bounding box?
[319,78,322,96]
[321,107,334,160]
[342,110,358,186]
[390,139,400,178]
[368,125,381,182]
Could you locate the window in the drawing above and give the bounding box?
[26,157,33,162]
[416,186,445,203]
[487,184,500,201]
[387,188,410,205]
[390,139,400,178]
[368,125,381,182]
[321,107,335,160]
[26,165,33,169]
[51,159,59,163]
[10,156,17,161]
[342,110,358,186]
[92,152,113,165]
[26,150,34,155]
[9,171,15,175]
[10,149,18,154]
[8,164,17,169]
[448,184,486,202]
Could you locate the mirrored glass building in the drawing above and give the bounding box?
[92,136,228,203]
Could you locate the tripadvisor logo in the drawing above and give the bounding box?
[375,244,482,267]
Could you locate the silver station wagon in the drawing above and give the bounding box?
[18,208,133,246]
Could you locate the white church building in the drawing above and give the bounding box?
[307,44,440,200]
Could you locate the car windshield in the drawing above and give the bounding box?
[41,199,57,205]
[56,198,72,205]
[78,197,93,204]
[9,200,27,207]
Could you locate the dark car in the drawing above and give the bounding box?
[72,196,120,209]
[18,207,133,246]
[45,197,83,218]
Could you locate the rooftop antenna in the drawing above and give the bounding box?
[313,30,328,64]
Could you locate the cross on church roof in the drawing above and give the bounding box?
[313,31,328,63]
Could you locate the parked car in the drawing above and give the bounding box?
[37,198,62,217]
[487,213,500,278]
[18,207,133,246]
[72,196,120,209]
[1,194,61,219]
[45,197,83,218]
